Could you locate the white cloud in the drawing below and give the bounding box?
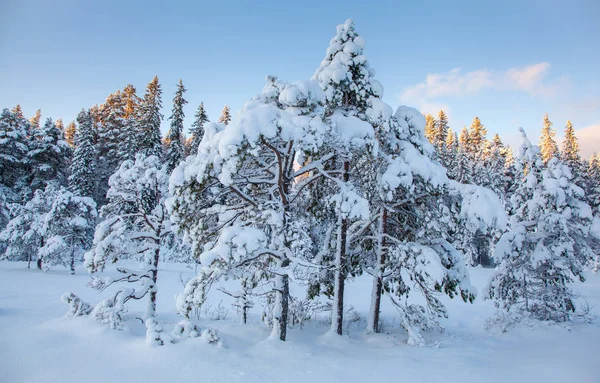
[399,63,566,113]
[576,124,600,159]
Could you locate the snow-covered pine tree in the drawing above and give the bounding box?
[312,19,380,335]
[0,184,59,269]
[28,117,71,192]
[68,110,98,199]
[169,77,351,341]
[539,113,559,165]
[85,154,172,344]
[165,79,187,172]
[488,128,595,324]
[136,76,164,158]
[217,105,231,125]
[38,188,97,274]
[363,104,506,342]
[187,102,209,156]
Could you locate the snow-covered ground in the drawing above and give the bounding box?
[1,261,599,383]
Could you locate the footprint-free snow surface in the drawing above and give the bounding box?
[1,261,599,383]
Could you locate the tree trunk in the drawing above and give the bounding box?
[70,248,75,275]
[367,209,387,333]
[331,160,350,336]
[270,271,289,341]
[146,246,160,320]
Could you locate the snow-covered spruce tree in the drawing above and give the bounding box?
[84,154,172,344]
[165,79,188,172]
[488,128,595,324]
[96,91,126,203]
[136,76,164,158]
[561,120,587,191]
[187,102,209,156]
[588,154,600,216]
[362,104,506,343]
[311,18,380,336]
[28,117,71,192]
[0,108,30,202]
[539,114,559,165]
[68,110,98,199]
[169,76,368,340]
[217,105,231,125]
[117,84,141,163]
[39,189,96,274]
[0,184,59,269]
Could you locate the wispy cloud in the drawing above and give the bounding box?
[399,63,567,115]
[576,123,600,159]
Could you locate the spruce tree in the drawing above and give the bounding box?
[136,76,164,158]
[539,113,559,164]
[68,110,97,199]
[218,105,231,125]
[165,79,188,172]
[28,117,71,191]
[0,108,30,195]
[589,153,600,216]
[489,128,594,324]
[188,102,209,155]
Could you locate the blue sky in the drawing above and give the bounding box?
[1,0,599,156]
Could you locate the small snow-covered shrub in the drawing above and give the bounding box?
[61,292,92,317]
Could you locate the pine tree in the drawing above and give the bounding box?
[424,114,435,143]
[64,121,76,148]
[117,84,141,163]
[55,118,64,133]
[38,187,97,274]
[136,76,164,158]
[312,19,381,336]
[434,110,449,150]
[188,102,209,155]
[488,128,594,324]
[28,117,71,191]
[29,109,42,131]
[539,114,559,164]
[85,154,172,343]
[165,80,188,172]
[0,184,59,269]
[68,110,97,199]
[11,104,24,119]
[218,105,231,125]
[468,116,487,157]
[561,120,587,190]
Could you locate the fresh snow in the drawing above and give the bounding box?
[0,261,599,383]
